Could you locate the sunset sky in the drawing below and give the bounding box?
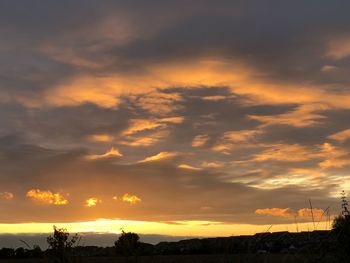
[1,0,350,238]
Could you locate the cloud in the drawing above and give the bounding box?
[223,129,262,143]
[121,130,170,147]
[255,207,325,221]
[26,189,68,205]
[86,147,122,160]
[201,161,225,168]
[255,208,295,219]
[120,117,183,147]
[249,104,329,128]
[328,129,350,143]
[297,208,325,220]
[253,144,317,162]
[88,134,114,143]
[85,197,101,207]
[318,143,350,169]
[192,134,209,147]
[177,164,201,170]
[326,36,350,60]
[159,116,184,124]
[321,65,338,72]
[123,119,165,135]
[0,192,14,200]
[138,151,179,163]
[122,194,141,205]
[131,91,183,116]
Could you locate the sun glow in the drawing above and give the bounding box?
[0,219,330,236]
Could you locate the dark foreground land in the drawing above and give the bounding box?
[1,230,349,262]
[0,254,341,263]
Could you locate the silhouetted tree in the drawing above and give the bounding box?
[115,230,140,256]
[47,225,79,263]
[332,191,350,257]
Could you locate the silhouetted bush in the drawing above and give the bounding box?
[14,247,26,258]
[0,248,14,259]
[332,191,350,258]
[31,245,43,258]
[115,230,140,256]
[47,225,79,263]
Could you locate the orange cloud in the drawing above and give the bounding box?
[319,159,350,169]
[297,208,324,220]
[192,134,210,147]
[255,208,295,219]
[210,129,262,154]
[329,129,350,143]
[288,168,324,178]
[249,142,350,168]
[26,189,68,205]
[249,104,328,128]
[86,147,122,160]
[201,95,227,101]
[253,144,316,162]
[0,192,14,200]
[131,91,183,115]
[211,143,233,154]
[177,164,201,170]
[256,208,325,220]
[122,194,141,204]
[123,119,165,135]
[121,130,170,147]
[85,197,101,207]
[201,161,225,168]
[223,129,262,142]
[318,143,349,169]
[88,134,114,142]
[159,116,184,124]
[8,54,350,112]
[123,117,183,138]
[138,151,179,163]
[45,76,122,108]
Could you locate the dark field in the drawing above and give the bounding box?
[0,254,338,263]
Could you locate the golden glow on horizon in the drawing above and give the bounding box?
[0,219,331,236]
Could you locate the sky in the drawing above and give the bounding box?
[0,0,350,239]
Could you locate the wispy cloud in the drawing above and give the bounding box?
[86,147,122,160]
[138,152,179,163]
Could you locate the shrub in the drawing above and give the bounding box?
[114,230,140,256]
[332,191,350,256]
[47,225,79,263]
